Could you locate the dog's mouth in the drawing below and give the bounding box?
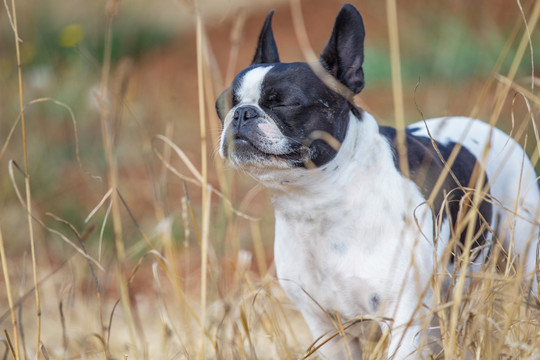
[226,134,308,168]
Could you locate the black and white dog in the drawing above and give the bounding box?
[216,4,540,359]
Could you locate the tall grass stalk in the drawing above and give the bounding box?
[489,0,540,128]
[469,1,526,120]
[8,0,41,358]
[0,223,19,360]
[290,0,317,62]
[98,0,139,357]
[195,3,211,358]
[385,0,409,179]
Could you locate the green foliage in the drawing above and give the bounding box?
[364,17,537,86]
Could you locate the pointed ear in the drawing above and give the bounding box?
[252,10,280,65]
[320,4,365,94]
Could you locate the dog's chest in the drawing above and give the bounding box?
[271,165,433,318]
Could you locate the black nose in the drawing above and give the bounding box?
[233,105,259,128]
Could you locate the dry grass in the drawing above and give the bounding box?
[1,0,540,359]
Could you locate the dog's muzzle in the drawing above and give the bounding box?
[221,104,307,168]
[232,105,259,130]
[229,105,266,148]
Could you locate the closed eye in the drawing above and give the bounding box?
[266,92,302,109]
[272,102,301,109]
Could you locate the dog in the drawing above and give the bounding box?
[216,4,540,359]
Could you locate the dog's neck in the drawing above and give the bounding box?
[265,111,399,213]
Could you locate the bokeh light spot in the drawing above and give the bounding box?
[59,24,84,48]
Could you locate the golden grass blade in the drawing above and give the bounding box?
[489,0,540,127]
[85,188,113,224]
[96,0,141,355]
[106,299,121,351]
[45,212,81,238]
[193,6,218,356]
[516,0,536,93]
[448,158,489,357]
[224,10,246,85]
[335,312,353,359]
[194,10,209,358]
[151,262,190,358]
[153,134,258,221]
[8,0,41,356]
[23,175,40,360]
[116,189,157,252]
[39,343,50,360]
[98,198,113,263]
[0,224,20,360]
[119,185,208,348]
[385,0,409,178]
[2,97,84,173]
[45,214,109,358]
[469,2,527,120]
[0,113,20,161]
[116,187,199,315]
[2,0,21,43]
[152,121,174,224]
[290,0,318,62]
[249,221,268,276]
[27,97,84,169]
[9,2,27,174]
[495,74,540,107]
[154,135,204,183]
[3,330,17,360]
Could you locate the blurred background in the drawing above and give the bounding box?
[0,0,539,358]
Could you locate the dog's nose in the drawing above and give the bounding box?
[233,105,259,128]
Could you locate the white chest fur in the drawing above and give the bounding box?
[269,112,435,324]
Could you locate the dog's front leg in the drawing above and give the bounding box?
[386,324,420,360]
[384,291,430,360]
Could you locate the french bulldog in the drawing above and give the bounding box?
[216,4,540,359]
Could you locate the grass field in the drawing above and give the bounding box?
[1,0,540,359]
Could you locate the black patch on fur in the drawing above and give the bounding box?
[379,126,493,261]
[370,293,381,312]
[259,63,354,167]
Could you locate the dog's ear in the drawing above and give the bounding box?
[252,11,280,65]
[216,87,233,123]
[320,4,365,94]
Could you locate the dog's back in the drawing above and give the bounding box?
[408,117,540,290]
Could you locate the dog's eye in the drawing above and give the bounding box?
[265,92,302,109]
[267,93,280,104]
[273,103,301,108]
[269,95,300,107]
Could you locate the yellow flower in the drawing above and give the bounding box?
[59,24,84,48]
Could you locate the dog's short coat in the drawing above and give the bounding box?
[216,4,540,359]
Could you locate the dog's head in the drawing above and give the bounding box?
[217,4,366,179]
